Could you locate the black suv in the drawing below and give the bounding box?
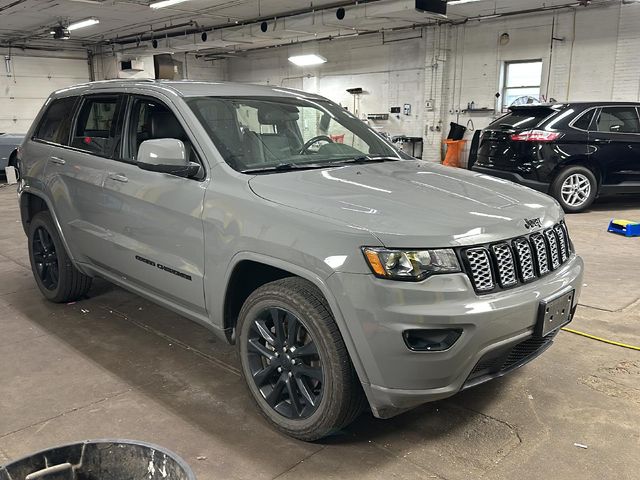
[472,102,640,212]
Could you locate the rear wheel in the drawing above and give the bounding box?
[28,211,92,302]
[237,277,364,441]
[550,165,597,213]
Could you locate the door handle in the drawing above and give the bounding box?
[593,138,611,144]
[50,156,66,165]
[108,173,128,183]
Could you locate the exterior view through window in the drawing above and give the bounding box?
[502,60,543,110]
[186,96,402,172]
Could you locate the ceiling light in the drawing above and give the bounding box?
[448,0,484,4]
[288,54,327,66]
[67,18,99,31]
[150,0,190,9]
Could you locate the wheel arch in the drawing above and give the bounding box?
[552,156,602,189]
[221,252,369,384]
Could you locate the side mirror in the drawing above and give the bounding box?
[137,139,200,178]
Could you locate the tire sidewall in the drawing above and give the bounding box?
[552,166,597,213]
[237,285,343,437]
[28,212,66,301]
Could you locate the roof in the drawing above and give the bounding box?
[51,79,325,100]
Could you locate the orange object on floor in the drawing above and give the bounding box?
[443,139,467,168]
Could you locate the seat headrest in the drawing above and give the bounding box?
[258,107,299,124]
[150,110,185,140]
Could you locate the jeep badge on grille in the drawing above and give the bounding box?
[524,218,542,229]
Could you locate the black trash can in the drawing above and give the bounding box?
[0,440,196,480]
[447,122,467,141]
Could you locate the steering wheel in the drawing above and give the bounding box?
[299,135,334,155]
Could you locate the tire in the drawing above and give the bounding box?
[8,151,19,180]
[550,165,597,213]
[237,277,364,441]
[28,211,92,302]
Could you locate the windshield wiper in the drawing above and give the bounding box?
[241,162,330,174]
[332,155,403,164]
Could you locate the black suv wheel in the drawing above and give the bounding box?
[28,211,92,302]
[550,165,597,213]
[237,277,364,441]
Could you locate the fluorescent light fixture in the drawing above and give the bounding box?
[150,0,190,9]
[288,54,327,66]
[67,18,99,30]
[448,0,484,4]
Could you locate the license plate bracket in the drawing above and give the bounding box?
[536,290,575,338]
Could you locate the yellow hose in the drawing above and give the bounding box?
[561,327,640,351]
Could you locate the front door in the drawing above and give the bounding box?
[99,95,208,315]
[589,106,640,190]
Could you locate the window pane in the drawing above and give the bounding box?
[187,96,399,172]
[504,87,541,109]
[35,97,77,145]
[506,61,543,87]
[71,97,120,157]
[595,107,640,133]
[489,107,554,129]
[572,109,595,130]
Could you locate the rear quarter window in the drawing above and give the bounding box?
[34,96,78,145]
[488,107,555,130]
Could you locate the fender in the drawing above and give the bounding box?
[18,184,93,277]
[222,250,370,385]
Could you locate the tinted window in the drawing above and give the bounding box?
[127,97,193,162]
[572,109,595,130]
[595,107,640,134]
[71,96,122,157]
[34,97,77,145]
[489,107,554,130]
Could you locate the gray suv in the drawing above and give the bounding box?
[17,80,584,440]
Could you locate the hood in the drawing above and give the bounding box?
[248,160,563,248]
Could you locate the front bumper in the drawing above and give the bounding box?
[327,254,584,418]
[472,165,550,193]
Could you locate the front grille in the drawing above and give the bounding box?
[461,222,572,294]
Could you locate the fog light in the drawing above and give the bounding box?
[403,329,462,352]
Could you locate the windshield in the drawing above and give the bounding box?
[186,96,403,172]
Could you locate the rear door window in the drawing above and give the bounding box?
[34,96,78,145]
[594,107,640,134]
[71,96,123,157]
[488,107,554,130]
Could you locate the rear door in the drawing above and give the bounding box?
[39,94,123,265]
[588,106,640,190]
[99,94,208,315]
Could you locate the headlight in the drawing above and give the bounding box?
[362,247,461,281]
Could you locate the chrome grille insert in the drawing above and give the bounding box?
[465,248,494,292]
[491,243,518,287]
[512,238,536,282]
[544,229,561,270]
[462,222,571,294]
[531,233,550,276]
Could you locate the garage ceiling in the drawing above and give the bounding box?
[0,0,618,56]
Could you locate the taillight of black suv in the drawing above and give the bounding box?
[472,102,640,213]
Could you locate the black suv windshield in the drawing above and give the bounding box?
[186,96,403,172]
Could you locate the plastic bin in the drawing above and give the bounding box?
[443,140,467,168]
[447,122,467,141]
[0,440,196,480]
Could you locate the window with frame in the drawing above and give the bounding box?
[71,96,122,157]
[502,60,543,111]
[34,96,78,145]
[594,107,640,134]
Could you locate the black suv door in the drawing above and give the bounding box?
[589,106,640,192]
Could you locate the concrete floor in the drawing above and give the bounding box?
[0,182,639,480]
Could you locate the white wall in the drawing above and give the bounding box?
[0,49,90,133]
[226,1,640,163]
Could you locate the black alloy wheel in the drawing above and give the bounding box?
[32,226,59,290]
[246,307,324,419]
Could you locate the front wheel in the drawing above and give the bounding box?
[550,165,597,213]
[237,277,364,441]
